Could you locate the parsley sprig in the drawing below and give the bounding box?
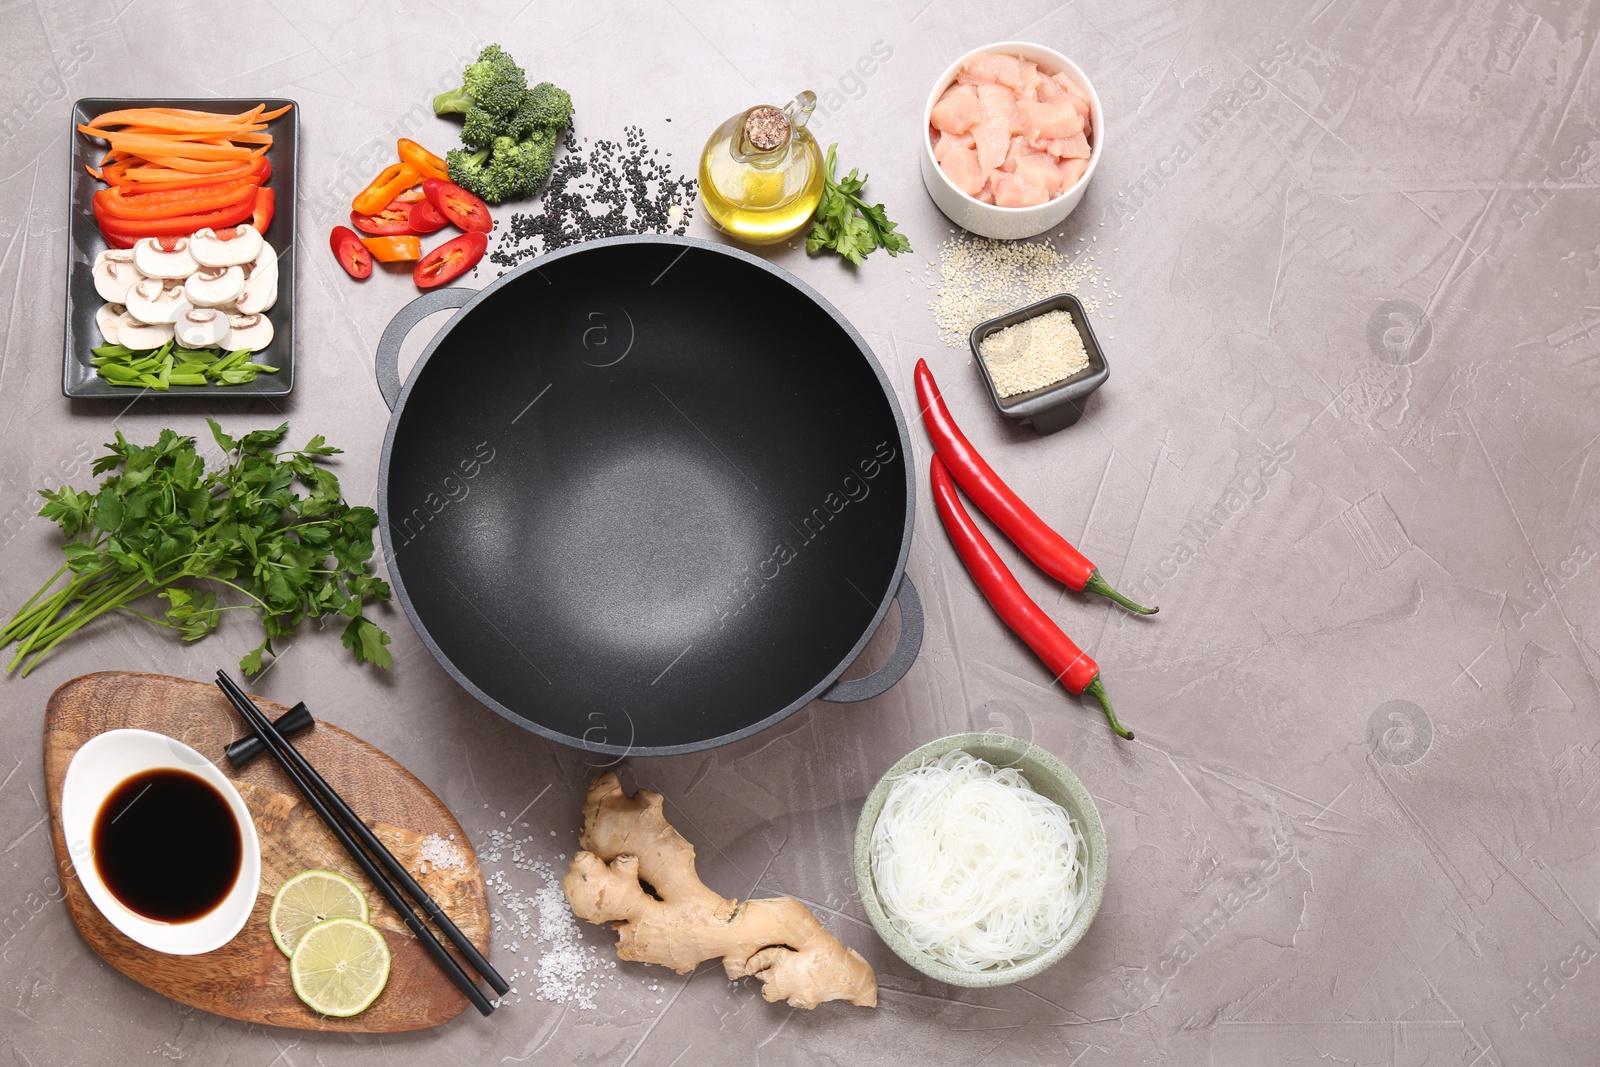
[1,421,391,677]
[806,144,912,265]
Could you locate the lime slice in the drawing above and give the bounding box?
[290,916,392,1017]
[270,869,370,957]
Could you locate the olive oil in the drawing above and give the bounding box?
[699,91,824,245]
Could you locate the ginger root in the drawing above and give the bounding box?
[561,772,878,1009]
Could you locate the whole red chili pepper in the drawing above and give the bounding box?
[931,455,1132,739]
[915,359,1157,615]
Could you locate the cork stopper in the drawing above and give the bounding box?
[743,106,790,152]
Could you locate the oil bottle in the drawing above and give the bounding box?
[699,91,823,245]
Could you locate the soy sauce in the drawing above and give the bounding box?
[92,768,242,923]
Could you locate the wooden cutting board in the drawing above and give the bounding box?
[44,672,492,1032]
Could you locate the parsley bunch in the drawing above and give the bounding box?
[1,421,391,677]
[806,144,912,266]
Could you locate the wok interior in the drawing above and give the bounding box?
[385,242,908,749]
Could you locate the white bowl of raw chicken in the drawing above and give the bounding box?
[922,42,1103,240]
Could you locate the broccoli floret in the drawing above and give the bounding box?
[446,131,557,205]
[510,82,574,138]
[436,46,571,202]
[433,44,529,120]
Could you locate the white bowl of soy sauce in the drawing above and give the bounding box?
[60,729,260,955]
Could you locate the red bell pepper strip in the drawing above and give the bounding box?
[914,359,1157,615]
[250,186,274,234]
[931,455,1132,739]
[93,196,255,246]
[92,178,258,220]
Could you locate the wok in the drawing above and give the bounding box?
[375,236,921,755]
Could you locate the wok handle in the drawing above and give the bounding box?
[373,286,477,409]
[820,575,923,703]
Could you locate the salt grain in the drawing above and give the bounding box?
[477,818,619,1009]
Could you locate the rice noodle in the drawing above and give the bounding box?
[869,750,1084,971]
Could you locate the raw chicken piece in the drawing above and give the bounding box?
[1002,135,1030,171]
[1018,98,1085,143]
[1058,156,1090,189]
[1043,133,1091,159]
[1053,71,1089,100]
[930,84,982,135]
[939,141,987,197]
[972,82,1017,172]
[1053,72,1093,130]
[933,128,976,163]
[990,164,1053,207]
[1016,153,1065,197]
[930,52,1095,205]
[957,52,1027,88]
[998,59,1040,93]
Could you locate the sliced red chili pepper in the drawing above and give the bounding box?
[930,455,1131,738]
[94,196,255,244]
[407,197,448,235]
[914,359,1156,614]
[413,231,486,289]
[330,225,372,279]
[349,198,416,236]
[394,186,426,203]
[251,186,275,234]
[422,178,491,233]
[359,234,421,262]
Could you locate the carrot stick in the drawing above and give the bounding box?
[84,105,270,131]
[102,136,255,160]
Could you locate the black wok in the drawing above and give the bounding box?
[375,236,920,755]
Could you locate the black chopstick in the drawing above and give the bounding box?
[215,673,508,997]
[214,672,500,1016]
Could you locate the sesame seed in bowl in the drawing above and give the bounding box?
[968,293,1110,434]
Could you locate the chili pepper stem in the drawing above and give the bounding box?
[1084,570,1158,615]
[1084,676,1133,740]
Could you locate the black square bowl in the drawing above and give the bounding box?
[968,293,1109,434]
[63,98,297,399]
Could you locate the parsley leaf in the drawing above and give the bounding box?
[807,144,912,265]
[0,423,392,677]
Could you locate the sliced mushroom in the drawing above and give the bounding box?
[132,236,199,279]
[225,312,274,352]
[185,265,245,308]
[190,224,264,268]
[175,307,230,349]
[124,278,192,325]
[236,241,279,315]
[95,303,129,344]
[118,319,175,351]
[92,249,139,303]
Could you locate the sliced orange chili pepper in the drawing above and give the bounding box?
[352,163,420,215]
[358,234,422,262]
[397,138,449,182]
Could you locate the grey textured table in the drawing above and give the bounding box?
[2,2,1596,1064]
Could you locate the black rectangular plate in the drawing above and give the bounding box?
[63,98,297,398]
